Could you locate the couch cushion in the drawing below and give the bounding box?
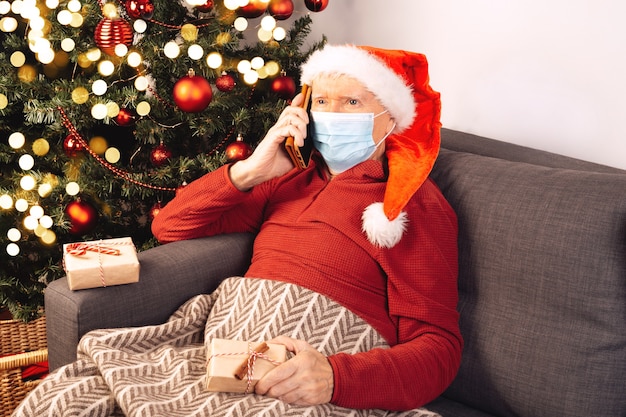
[430,149,626,417]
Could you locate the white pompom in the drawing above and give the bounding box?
[361,202,408,248]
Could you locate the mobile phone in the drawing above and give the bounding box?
[284,84,313,170]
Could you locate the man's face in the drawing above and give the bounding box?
[310,74,395,161]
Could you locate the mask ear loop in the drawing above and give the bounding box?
[375,121,396,149]
[367,120,396,163]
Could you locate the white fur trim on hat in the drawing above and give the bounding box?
[300,45,416,132]
[362,202,408,248]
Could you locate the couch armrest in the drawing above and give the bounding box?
[45,233,254,370]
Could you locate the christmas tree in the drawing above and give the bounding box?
[0,0,328,321]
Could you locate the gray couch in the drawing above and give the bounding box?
[45,128,626,417]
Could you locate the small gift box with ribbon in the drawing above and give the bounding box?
[206,338,287,394]
[62,237,140,291]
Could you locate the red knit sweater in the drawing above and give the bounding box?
[152,157,462,411]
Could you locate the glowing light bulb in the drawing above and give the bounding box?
[0,194,13,209]
[105,147,121,163]
[134,76,148,91]
[114,44,128,57]
[92,79,108,95]
[57,9,72,25]
[233,17,248,31]
[237,60,251,74]
[29,205,44,219]
[9,132,26,149]
[69,12,83,27]
[29,15,45,30]
[164,41,180,59]
[7,228,21,242]
[18,154,35,170]
[24,215,38,230]
[66,181,80,195]
[98,60,115,76]
[20,174,36,191]
[187,44,204,60]
[133,19,147,33]
[106,101,120,117]
[223,0,239,10]
[38,183,52,197]
[7,243,20,256]
[61,37,75,52]
[40,229,56,245]
[91,103,108,119]
[243,70,258,85]
[273,27,286,41]
[260,15,276,31]
[67,0,81,12]
[265,60,280,76]
[15,199,29,212]
[251,56,264,70]
[101,2,118,18]
[127,51,142,67]
[10,51,26,67]
[0,17,18,32]
[206,52,222,69]
[0,2,12,14]
[85,48,101,62]
[40,215,53,229]
[257,28,272,42]
[136,101,150,116]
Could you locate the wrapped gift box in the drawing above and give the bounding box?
[206,338,287,393]
[63,237,140,291]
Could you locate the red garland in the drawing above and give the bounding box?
[57,106,177,192]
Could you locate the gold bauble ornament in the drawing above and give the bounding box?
[181,23,198,42]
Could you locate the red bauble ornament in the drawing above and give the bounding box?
[268,0,293,20]
[124,0,155,19]
[173,70,213,113]
[225,134,252,163]
[237,0,267,18]
[63,133,84,157]
[270,75,296,100]
[215,73,236,92]
[150,143,172,167]
[65,200,99,235]
[115,108,136,126]
[304,0,328,12]
[94,17,134,56]
[195,0,214,12]
[149,201,162,220]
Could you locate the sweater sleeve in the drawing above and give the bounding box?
[328,182,463,410]
[151,165,269,243]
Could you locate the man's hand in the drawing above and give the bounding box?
[255,336,334,406]
[229,93,309,191]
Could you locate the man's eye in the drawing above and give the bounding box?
[348,99,359,105]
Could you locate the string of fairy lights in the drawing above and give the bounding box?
[0,0,328,257]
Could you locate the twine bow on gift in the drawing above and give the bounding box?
[65,241,123,287]
[210,341,281,394]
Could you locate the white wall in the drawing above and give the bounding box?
[304,0,626,169]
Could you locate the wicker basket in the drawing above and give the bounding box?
[0,315,48,417]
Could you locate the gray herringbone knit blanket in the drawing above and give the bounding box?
[13,277,440,417]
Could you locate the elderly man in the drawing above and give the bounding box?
[14,45,461,417]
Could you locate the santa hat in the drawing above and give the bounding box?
[300,45,442,248]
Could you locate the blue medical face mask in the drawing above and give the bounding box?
[310,110,393,174]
